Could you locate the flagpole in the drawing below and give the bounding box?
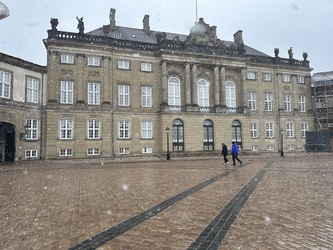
[195,0,198,24]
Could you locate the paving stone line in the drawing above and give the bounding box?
[187,162,273,250]
[68,169,237,249]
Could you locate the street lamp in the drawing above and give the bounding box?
[166,126,170,160]
[280,128,284,157]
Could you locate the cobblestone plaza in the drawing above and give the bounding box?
[1,153,332,249]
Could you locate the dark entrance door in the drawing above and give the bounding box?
[0,122,15,162]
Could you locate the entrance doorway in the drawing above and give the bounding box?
[0,122,15,162]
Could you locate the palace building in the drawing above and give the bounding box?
[1,8,314,161]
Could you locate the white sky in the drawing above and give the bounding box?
[1,0,332,73]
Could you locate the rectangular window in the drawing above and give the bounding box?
[119,147,130,154]
[142,147,153,154]
[284,94,291,112]
[282,74,291,83]
[298,95,306,112]
[60,54,74,64]
[88,82,100,105]
[246,71,256,80]
[60,81,73,104]
[25,150,38,158]
[141,86,152,107]
[297,76,305,84]
[87,148,100,155]
[26,77,39,103]
[301,122,308,138]
[119,120,130,139]
[250,122,258,138]
[286,123,294,138]
[140,63,152,72]
[267,145,275,151]
[263,73,272,81]
[118,85,130,106]
[118,60,129,69]
[248,93,256,110]
[0,70,11,99]
[87,56,101,66]
[142,121,153,139]
[60,119,73,139]
[87,120,100,139]
[26,119,38,140]
[265,123,274,138]
[59,149,72,156]
[252,145,259,151]
[288,145,295,151]
[264,93,273,111]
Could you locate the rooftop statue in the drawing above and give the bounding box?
[76,16,84,35]
[50,18,58,31]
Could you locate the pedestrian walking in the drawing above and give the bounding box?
[231,141,242,166]
[220,143,229,164]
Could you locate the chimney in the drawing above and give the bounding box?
[233,30,244,45]
[143,14,150,32]
[109,8,116,29]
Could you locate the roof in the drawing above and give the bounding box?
[0,52,47,73]
[87,25,269,57]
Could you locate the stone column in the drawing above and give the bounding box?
[161,60,168,105]
[220,67,226,106]
[192,63,198,106]
[214,66,220,106]
[102,57,111,106]
[76,54,85,105]
[240,68,247,108]
[185,63,191,106]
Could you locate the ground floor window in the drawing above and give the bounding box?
[172,119,184,151]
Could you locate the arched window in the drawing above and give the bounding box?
[172,119,184,151]
[232,120,242,149]
[168,77,180,106]
[225,81,236,110]
[203,120,214,151]
[197,79,209,107]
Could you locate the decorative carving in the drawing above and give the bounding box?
[274,48,279,58]
[186,18,217,46]
[156,32,167,43]
[288,47,293,59]
[303,52,308,61]
[283,86,291,91]
[61,68,73,76]
[88,70,100,77]
[76,16,84,35]
[50,18,58,31]
[103,25,110,35]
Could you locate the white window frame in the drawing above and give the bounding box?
[263,73,272,81]
[252,145,259,151]
[118,85,130,107]
[284,94,291,112]
[26,119,38,140]
[141,86,152,107]
[119,120,130,139]
[288,144,295,151]
[140,63,152,72]
[197,79,209,107]
[265,122,274,139]
[142,121,153,139]
[60,54,74,64]
[267,145,275,151]
[87,119,100,139]
[59,149,72,156]
[142,147,153,154]
[298,95,306,112]
[168,77,181,106]
[60,81,74,104]
[246,71,256,80]
[250,122,258,138]
[87,56,101,66]
[282,74,291,83]
[286,122,295,138]
[119,147,130,154]
[297,76,305,84]
[59,119,73,140]
[248,93,256,110]
[88,82,100,105]
[301,122,308,138]
[264,93,273,111]
[25,149,38,158]
[87,148,100,155]
[0,70,11,99]
[225,81,236,108]
[118,60,130,70]
[26,77,39,103]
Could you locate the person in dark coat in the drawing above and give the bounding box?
[220,143,229,164]
[231,141,242,166]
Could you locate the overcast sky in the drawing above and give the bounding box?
[1,0,332,73]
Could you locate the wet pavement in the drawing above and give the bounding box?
[1,153,333,250]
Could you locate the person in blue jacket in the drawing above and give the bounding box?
[231,141,242,166]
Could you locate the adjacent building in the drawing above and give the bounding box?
[1,8,314,161]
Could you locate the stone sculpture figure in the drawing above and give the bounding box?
[50,18,58,31]
[76,16,84,35]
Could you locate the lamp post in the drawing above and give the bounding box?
[280,128,284,157]
[166,126,170,160]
